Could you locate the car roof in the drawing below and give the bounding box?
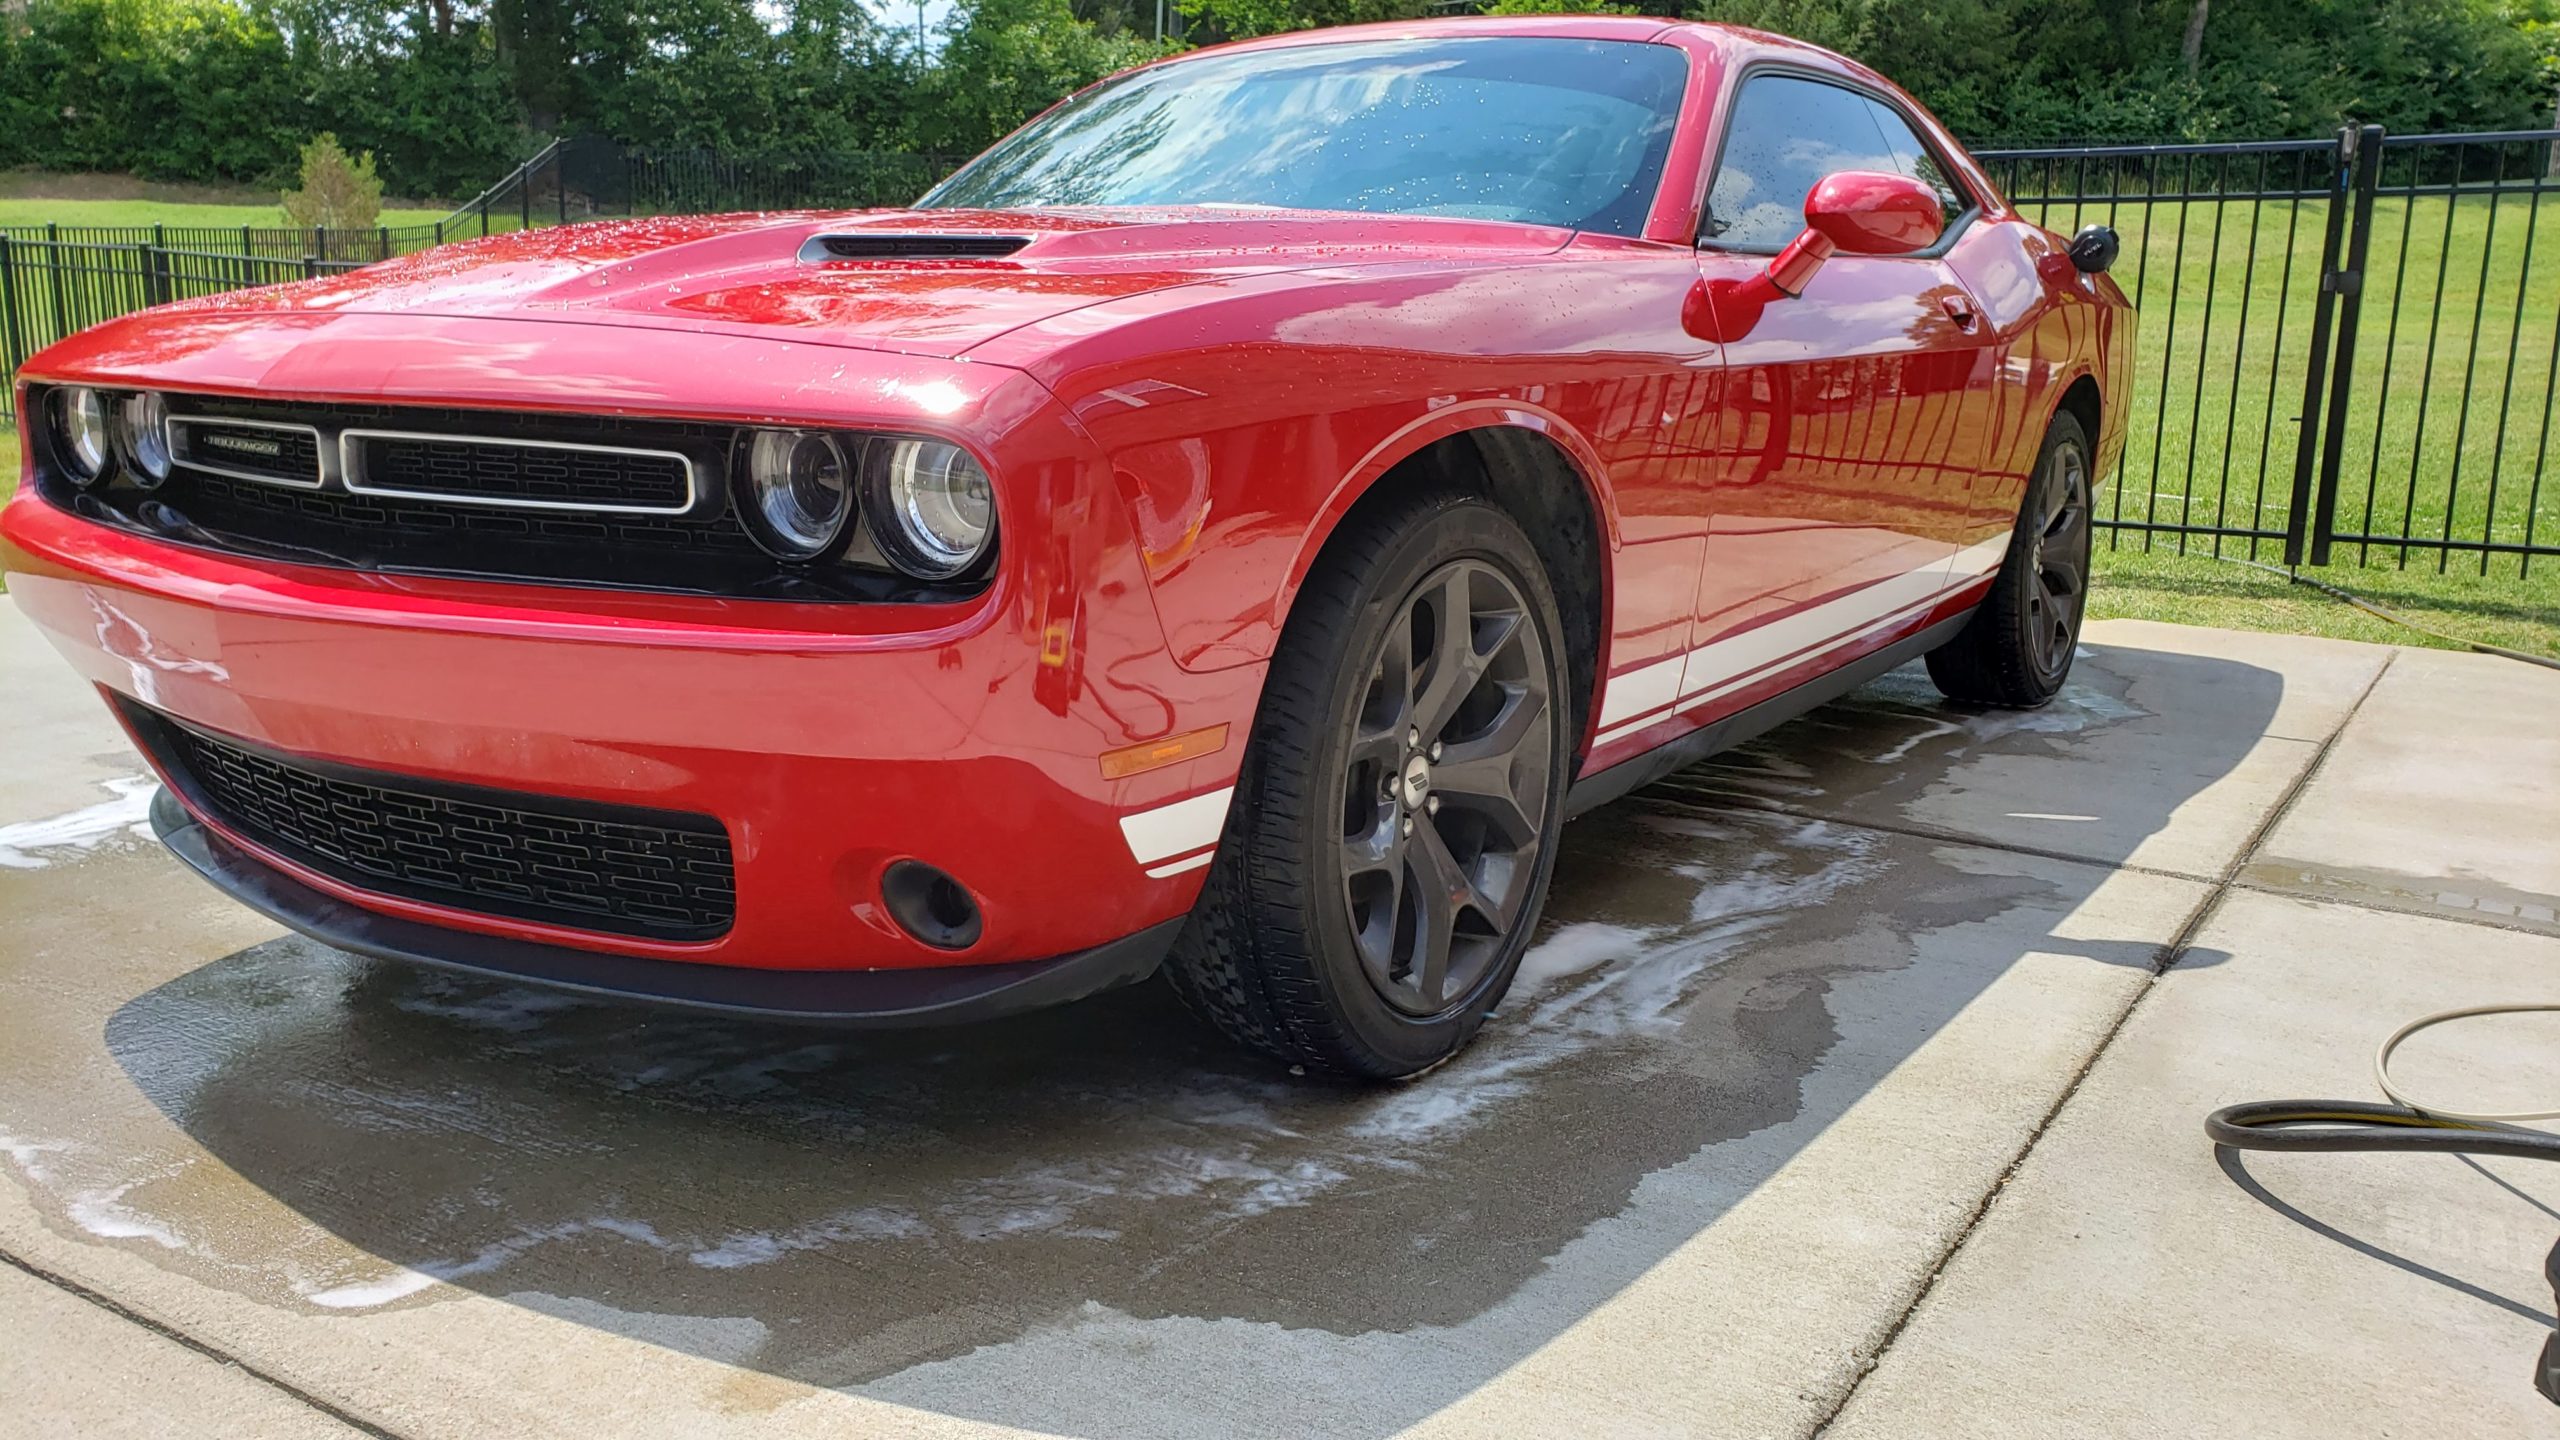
[1198,15,1733,58]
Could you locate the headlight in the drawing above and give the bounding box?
[737,429,852,560]
[865,438,994,580]
[120,392,171,486]
[51,387,111,483]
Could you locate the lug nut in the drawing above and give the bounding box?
[1407,726,1421,749]
[1426,795,1440,814]
[1401,816,1414,836]
[1429,741,1443,761]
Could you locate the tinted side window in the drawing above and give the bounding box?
[1862,96,1968,227]
[1704,75,1971,247]
[1705,75,1904,248]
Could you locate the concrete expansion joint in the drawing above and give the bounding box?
[0,1246,408,1440]
[2224,876,2560,939]
[1803,652,2398,1440]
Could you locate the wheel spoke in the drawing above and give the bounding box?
[1342,817,1405,977]
[1406,819,1490,1006]
[1410,574,1502,738]
[1432,685,1546,847]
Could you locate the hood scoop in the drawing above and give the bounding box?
[800,232,1033,263]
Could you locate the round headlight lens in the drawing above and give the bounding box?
[866,439,993,580]
[120,392,171,486]
[53,387,111,483]
[739,429,852,560]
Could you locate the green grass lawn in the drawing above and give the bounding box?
[2089,545,2560,658]
[0,197,451,231]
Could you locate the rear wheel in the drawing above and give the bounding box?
[1926,411,2094,708]
[1163,492,1570,1079]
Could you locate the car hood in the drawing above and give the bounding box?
[157,207,1577,360]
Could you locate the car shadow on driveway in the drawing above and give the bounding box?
[96,644,2273,1435]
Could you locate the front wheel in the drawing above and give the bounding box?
[1926,411,2095,708]
[1163,493,1571,1079]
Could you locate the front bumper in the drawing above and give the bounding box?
[152,788,1182,1023]
[3,435,1259,978]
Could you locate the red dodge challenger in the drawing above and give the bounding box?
[2,19,2129,1077]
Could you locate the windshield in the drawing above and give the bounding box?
[921,38,1690,237]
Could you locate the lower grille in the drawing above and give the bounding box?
[128,703,735,942]
[345,432,695,512]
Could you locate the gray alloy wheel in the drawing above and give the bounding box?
[1336,557,1556,1018]
[1926,411,2096,708]
[2022,437,2092,688]
[1161,492,1572,1079]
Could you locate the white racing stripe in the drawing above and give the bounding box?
[1591,543,2009,749]
[1950,534,2012,579]
[1119,785,1233,872]
[1593,653,1685,730]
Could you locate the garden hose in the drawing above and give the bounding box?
[2204,1003,2560,1404]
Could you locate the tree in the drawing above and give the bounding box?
[912,0,1172,152]
[281,132,386,227]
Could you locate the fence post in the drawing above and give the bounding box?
[522,167,533,231]
[557,146,570,225]
[143,244,170,308]
[2281,127,2359,567]
[378,225,390,260]
[480,196,490,237]
[43,224,67,344]
[242,224,252,256]
[0,236,23,394]
[435,220,445,247]
[312,225,326,264]
[2306,124,2387,567]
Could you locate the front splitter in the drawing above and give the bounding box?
[150,786,1182,1027]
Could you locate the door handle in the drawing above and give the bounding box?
[1941,293,1978,329]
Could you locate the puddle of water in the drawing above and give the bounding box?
[0,776,156,869]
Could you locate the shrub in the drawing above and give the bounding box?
[280,133,384,230]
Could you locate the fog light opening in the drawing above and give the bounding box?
[881,860,983,951]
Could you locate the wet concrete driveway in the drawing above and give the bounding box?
[5,603,2556,1439]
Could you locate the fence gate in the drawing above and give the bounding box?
[1978,125,2560,575]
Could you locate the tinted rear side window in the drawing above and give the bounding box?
[924,38,1690,237]
[1706,73,1962,248]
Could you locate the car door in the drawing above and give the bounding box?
[1680,71,1999,714]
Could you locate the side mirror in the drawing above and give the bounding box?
[1686,170,1944,345]
[2068,223,2120,274]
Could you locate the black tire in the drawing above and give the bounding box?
[1162,491,1572,1080]
[1926,411,2095,708]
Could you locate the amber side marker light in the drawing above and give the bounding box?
[1099,724,1230,780]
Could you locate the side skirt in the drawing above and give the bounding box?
[1562,610,1972,820]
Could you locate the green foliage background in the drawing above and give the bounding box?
[0,0,2549,199]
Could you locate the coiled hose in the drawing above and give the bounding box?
[2204,1003,2560,1404]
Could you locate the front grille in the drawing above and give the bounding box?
[129,703,735,942]
[168,416,324,488]
[345,432,694,512]
[182,473,766,562]
[36,389,981,603]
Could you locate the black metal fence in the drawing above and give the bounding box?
[0,242,370,422]
[1979,126,2560,575]
[0,137,968,424]
[3,127,2553,580]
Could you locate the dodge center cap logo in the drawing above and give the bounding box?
[1400,753,1433,809]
